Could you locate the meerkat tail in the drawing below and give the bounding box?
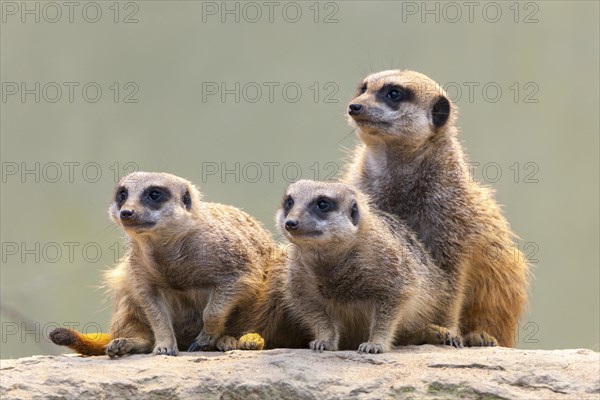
[49,328,112,356]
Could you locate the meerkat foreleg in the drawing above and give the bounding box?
[189,287,238,352]
[418,285,464,348]
[358,301,398,354]
[393,301,463,348]
[105,295,154,358]
[139,289,178,356]
[301,300,339,352]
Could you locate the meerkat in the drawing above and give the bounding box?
[50,172,274,357]
[275,179,461,354]
[343,70,530,347]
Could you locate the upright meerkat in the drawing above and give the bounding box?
[50,172,274,356]
[276,180,461,353]
[343,70,530,347]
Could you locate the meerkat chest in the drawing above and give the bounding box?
[312,262,374,302]
[137,253,213,291]
[365,168,469,271]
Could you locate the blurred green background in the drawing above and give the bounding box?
[1,1,598,358]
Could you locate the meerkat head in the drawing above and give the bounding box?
[276,180,365,248]
[109,172,202,237]
[347,70,454,145]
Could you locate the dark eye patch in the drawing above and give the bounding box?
[282,195,294,217]
[357,82,367,95]
[310,196,338,219]
[115,187,128,207]
[377,84,414,110]
[141,186,171,210]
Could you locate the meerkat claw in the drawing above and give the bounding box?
[358,342,384,354]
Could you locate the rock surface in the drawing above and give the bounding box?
[1,346,598,399]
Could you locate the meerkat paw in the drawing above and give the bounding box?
[309,339,337,352]
[215,335,238,352]
[238,333,265,351]
[106,338,137,358]
[439,330,462,348]
[462,331,498,347]
[425,325,462,348]
[188,331,218,352]
[357,342,384,354]
[154,341,178,356]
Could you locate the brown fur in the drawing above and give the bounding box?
[238,245,312,350]
[343,70,530,347]
[276,180,461,353]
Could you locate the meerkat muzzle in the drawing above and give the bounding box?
[285,219,299,231]
[120,209,135,221]
[348,103,363,116]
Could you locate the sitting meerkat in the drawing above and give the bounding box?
[277,180,461,354]
[50,172,274,357]
[343,70,530,347]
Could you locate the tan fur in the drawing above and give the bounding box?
[343,70,530,347]
[276,180,461,353]
[238,245,312,350]
[102,172,275,357]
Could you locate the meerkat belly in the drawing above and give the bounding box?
[160,287,211,348]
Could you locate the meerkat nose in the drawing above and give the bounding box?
[285,220,299,231]
[348,103,363,115]
[120,209,135,221]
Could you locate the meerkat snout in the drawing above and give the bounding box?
[120,209,135,221]
[348,103,363,115]
[284,219,299,231]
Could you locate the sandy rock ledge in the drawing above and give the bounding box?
[1,346,598,399]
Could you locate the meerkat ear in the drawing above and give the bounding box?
[431,96,451,128]
[187,184,204,204]
[350,201,359,226]
[182,190,192,210]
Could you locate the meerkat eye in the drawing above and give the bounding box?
[284,196,294,210]
[387,89,402,102]
[116,188,127,203]
[359,84,367,94]
[316,199,331,211]
[149,189,162,201]
[380,85,413,106]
